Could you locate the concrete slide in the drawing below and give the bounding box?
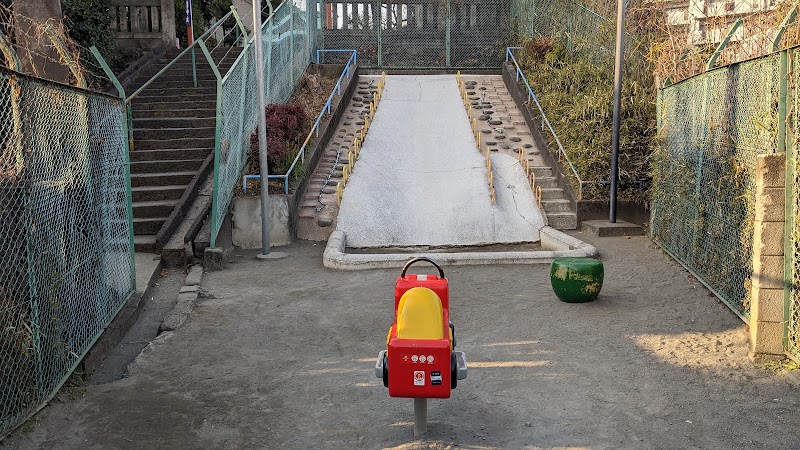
[336,75,546,248]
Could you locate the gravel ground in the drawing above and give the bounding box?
[5,234,800,449]
[337,75,544,248]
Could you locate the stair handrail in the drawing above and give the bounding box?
[241,49,359,194]
[506,47,584,200]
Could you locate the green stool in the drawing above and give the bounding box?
[550,257,604,303]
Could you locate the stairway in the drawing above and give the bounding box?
[127,47,242,252]
[296,78,379,241]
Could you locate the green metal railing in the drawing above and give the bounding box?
[242,49,358,194]
[506,47,584,199]
[209,0,317,247]
[0,66,135,437]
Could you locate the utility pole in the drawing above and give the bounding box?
[610,0,626,223]
[254,0,288,260]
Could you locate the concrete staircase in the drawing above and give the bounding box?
[297,78,379,241]
[127,47,241,252]
[528,165,578,230]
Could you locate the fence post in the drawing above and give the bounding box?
[290,2,295,91]
[705,18,741,71]
[197,40,224,247]
[377,0,382,67]
[446,0,451,67]
[749,153,787,361]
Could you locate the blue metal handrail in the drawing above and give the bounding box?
[242,49,358,194]
[506,46,584,200]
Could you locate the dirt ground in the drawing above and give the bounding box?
[4,234,800,449]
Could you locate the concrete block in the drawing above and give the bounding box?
[179,285,200,294]
[204,247,225,271]
[750,320,785,356]
[184,265,203,286]
[232,196,291,249]
[752,220,785,257]
[755,153,786,188]
[581,220,643,237]
[754,187,785,222]
[751,255,784,290]
[159,291,197,333]
[750,287,785,323]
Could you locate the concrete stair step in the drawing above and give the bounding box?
[130,171,198,187]
[139,86,217,96]
[134,234,158,253]
[132,199,179,217]
[531,166,553,177]
[133,101,217,113]
[542,199,572,213]
[131,184,188,202]
[134,127,216,141]
[539,187,565,200]
[546,212,578,230]
[130,148,211,162]
[131,107,217,118]
[134,217,167,234]
[134,137,214,150]
[298,210,316,219]
[134,92,221,102]
[130,159,206,174]
[134,76,217,89]
[533,176,558,188]
[133,117,217,129]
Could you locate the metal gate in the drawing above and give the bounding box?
[316,0,510,68]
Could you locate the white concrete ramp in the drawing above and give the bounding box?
[336,75,545,248]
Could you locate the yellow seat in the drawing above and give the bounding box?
[396,287,444,340]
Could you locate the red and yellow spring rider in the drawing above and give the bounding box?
[375,257,467,435]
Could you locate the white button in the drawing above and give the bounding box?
[411,355,418,362]
[428,355,434,363]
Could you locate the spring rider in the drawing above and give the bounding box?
[375,257,468,435]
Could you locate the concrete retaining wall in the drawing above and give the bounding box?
[232,196,293,248]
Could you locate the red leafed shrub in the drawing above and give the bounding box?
[250,103,308,172]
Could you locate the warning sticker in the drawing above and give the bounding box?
[413,371,425,386]
[431,371,442,386]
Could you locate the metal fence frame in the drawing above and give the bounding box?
[0,66,136,437]
[209,0,317,247]
[316,0,511,68]
[652,53,781,321]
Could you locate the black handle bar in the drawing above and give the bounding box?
[401,257,445,279]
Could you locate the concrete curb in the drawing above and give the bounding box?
[159,265,204,333]
[323,227,598,270]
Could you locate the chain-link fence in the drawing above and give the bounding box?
[511,0,615,59]
[652,54,780,319]
[0,66,135,436]
[786,48,800,363]
[210,0,315,247]
[316,0,510,68]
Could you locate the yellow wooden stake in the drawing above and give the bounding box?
[337,182,342,207]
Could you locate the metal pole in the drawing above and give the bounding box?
[413,398,427,436]
[254,0,272,255]
[609,0,626,223]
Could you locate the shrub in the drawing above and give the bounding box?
[249,103,308,174]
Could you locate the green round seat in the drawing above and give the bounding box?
[550,257,604,303]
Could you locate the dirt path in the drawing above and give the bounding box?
[5,235,799,449]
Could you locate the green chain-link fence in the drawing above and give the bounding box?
[511,0,615,58]
[316,0,511,68]
[652,54,780,320]
[210,0,316,247]
[0,67,135,436]
[786,48,800,363]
